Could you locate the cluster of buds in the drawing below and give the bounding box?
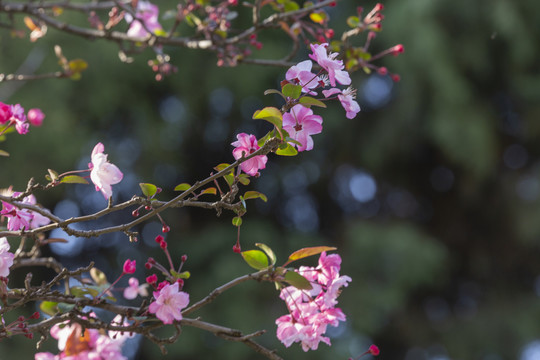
[1,312,40,339]
[0,102,44,136]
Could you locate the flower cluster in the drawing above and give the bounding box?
[0,102,44,135]
[34,317,131,360]
[276,252,351,351]
[1,192,51,231]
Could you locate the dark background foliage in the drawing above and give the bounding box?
[1,0,540,359]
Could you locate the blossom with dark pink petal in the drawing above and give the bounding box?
[231,133,268,176]
[309,43,351,87]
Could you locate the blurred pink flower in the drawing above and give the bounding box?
[231,133,268,176]
[89,142,123,199]
[0,237,14,277]
[27,108,45,126]
[123,277,148,299]
[282,104,323,152]
[125,1,163,38]
[309,43,351,87]
[148,282,190,324]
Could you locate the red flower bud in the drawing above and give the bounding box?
[155,235,164,243]
[123,259,136,274]
[162,225,170,233]
[369,344,380,356]
[146,274,158,284]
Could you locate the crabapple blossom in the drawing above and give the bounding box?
[276,252,350,351]
[148,282,190,324]
[122,259,136,274]
[27,108,45,126]
[0,237,14,277]
[1,192,51,231]
[125,1,163,38]
[323,87,360,119]
[231,133,268,176]
[34,320,128,360]
[309,43,351,87]
[286,60,321,94]
[89,142,124,199]
[282,104,323,152]
[123,277,149,300]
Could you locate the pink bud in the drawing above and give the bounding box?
[27,108,45,126]
[155,235,164,243]
[162,225,170,233]
[374,3,384,12]
[391,74,401,82]
[369,344,380,356]
[232,244,241,253]
[377,67,388,75]
[391,44,404,56]
[30,312,40,319]
[132,210,139,217]
[123,259,136,274]
[181,255,188,263]
[146,274,158,284]
[160,240,167,249]
[156,280,169,291]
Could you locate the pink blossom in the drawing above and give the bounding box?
[35,319,128,360]
[0,192,50,231]
[27,108,45,126]
[122,259,136,274]
[322,87,360,119]
[125,1,163,38]
[123,277,148,299]
[282,104,323,152]
[285,60,321,94]
[309,43,351,87]
[148,282,190,324]
[89,142,124,199]
[10,104,29,134]
[0,102,11,124]
[231,133,268,176]
[22,194,52,229]
[0,237,14,277]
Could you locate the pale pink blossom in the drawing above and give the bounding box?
[89,142,124,199]
[309,43,351,87]
[1,192,51,231]
[322,87,360,119]
[123,277,149,300]
[231,133,268,176]
[0,237,14,277]
[27,108,45,126]
[125,1,163,38]
[285,60,321,94]
[148,282,190,324]
[282,104,323,152]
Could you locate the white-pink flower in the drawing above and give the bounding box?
[231,133,268,176]
[323,87,360,119]
[282,104,323,152]
[309,43,351,87]
[0,237,14,277]
[125,1,163,38]
[123,277,149,300]
[1,192,50,231]
[148,282,190,324]
[90,143,124,199]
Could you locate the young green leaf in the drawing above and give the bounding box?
[284,246,337,266]
[284,270,313,290]
[241,250,269,270]
[256,243,276,266]
[200,187,217,195]
[174,183,191,191]
[275,142,298,156]
[171,270,191,279]
[299,96,327,108]
[60,175,89,184]
[282,83,302,99]
[252,107,283,128]
[39,301,59,316]
[140,183,158,197]
[243,191,268,202]
[232,216,243,227]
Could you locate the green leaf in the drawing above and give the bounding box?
[299,96,327,108]
[140,183,158,197]
[243,191,268,202]
[282,83,302,99]
[238,174,250,186]
[214,163,231,172]
[284,270,313,290]
[252,107,283,128]
[347,16,360,28]
[39,301,59,316]
[47,169,59,182]
[264,89,285,99]
[309,11,327,24]
[0,149,9,156]
[241,250,269,270]
[232,216,243,227]
[283,0,299,11]
[171,270,191,279]
[60,175,89,184]
[256,243,276,266]
[174,183,191,191]
[200,187,217,196]
[285,246,337,265]
[257,131,274,148]
[276,142,298,156]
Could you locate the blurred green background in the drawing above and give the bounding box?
[1,0,540,359]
